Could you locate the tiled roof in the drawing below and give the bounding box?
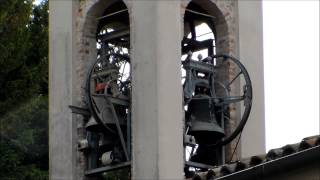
[189,135,320,180]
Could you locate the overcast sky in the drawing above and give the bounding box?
[263,0,319,151]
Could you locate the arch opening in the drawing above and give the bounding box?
[182,3,223,174]
[81,0,131,178]
[182,1,249,177]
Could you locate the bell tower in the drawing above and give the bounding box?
[49,0,265,179]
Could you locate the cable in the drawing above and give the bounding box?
[96,9,128,20]
[185,9,216,19]
[228,130,243,163]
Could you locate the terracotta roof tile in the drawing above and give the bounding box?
[189,135,320,180]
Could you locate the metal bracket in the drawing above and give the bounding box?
[85,161,131,176]
[69,105,91,116]
[185,161,215,170]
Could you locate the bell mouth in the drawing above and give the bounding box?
[189,120,225,133]
[189,130,225,145]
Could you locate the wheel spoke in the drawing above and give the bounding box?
[91,97,117,134]
[226,70,242,89]
[216,96,245,106]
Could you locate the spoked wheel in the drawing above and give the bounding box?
[86,52,131,133]
[209,54,252,146]
[86,45,131,162]
[183,54,252,167]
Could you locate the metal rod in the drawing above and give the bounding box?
[96,9,128,20]
[100,29,130,42]
[185,9,216,19]
[221,112,226,164]
[88,132,99,170]
[190,96,243,100]
[226,70,242,89]
[106,98,129,161]
[120,62,127,82]
[85,161,131,176]
[189,147,195,161]
[228,131,243,163]
[197,31,214,38]
[127,110,131,159]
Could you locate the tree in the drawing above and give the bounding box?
[0,0,33,114]
[26,0,48,95]
[0,0,48,114]
[0,96,48,180]
[0,0,49,179]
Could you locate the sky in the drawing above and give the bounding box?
[33,0,42,6]
[263,0,319,151]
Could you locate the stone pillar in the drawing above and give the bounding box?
[237,0,266,158]
[131,1,184,179]
[49,0,79,179]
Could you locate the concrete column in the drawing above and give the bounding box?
[49,0,78,179]
[131,1,184,179]
[237,0,266,157]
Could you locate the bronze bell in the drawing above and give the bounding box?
[187,94,225,144]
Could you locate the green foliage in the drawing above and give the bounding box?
[0,140,23,177]
[0,0,48,114]
[0,0,33,111]
[0,0,49,179]
[27,1,48,94]
[0,96,48,180]
[0,138,48,180]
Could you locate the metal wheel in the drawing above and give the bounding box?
[210,54,252,146]
[86,44,131,131]
[183,53,252,164]
[85,35,131,162]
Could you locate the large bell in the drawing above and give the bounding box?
[187,93,225,166]
[187,94,225,144]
